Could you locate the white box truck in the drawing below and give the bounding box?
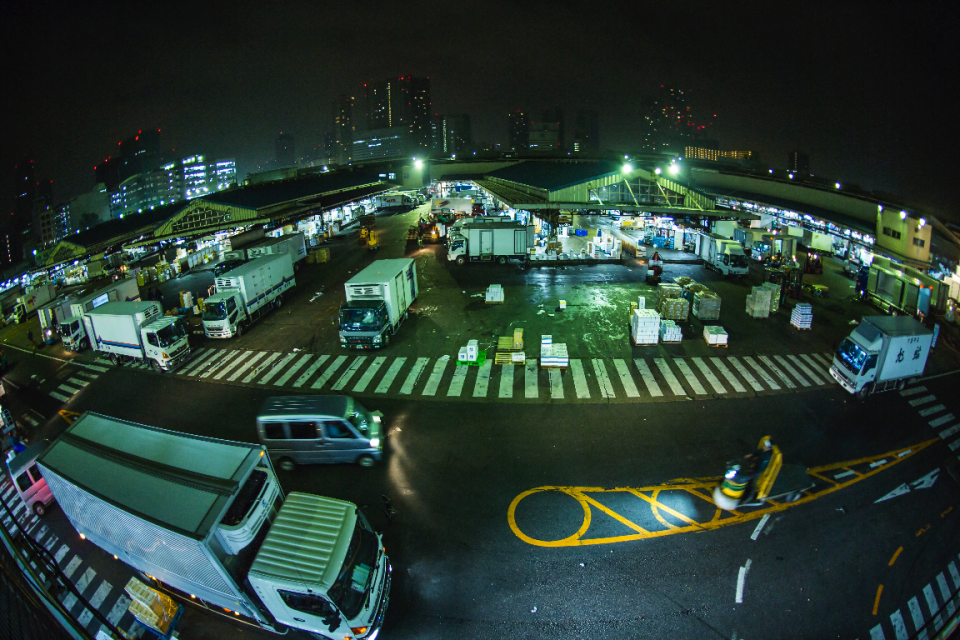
[431,198,474,216]
[339,258,418,349]
[203,253,295,339]
[376,193,414,211]
[447,219,534,265]
[60,278,142,351]
[830,316,933,398]
[84,301,191,371]
[246,233,307,270]
[37,294,81,344]
[698,233,749,276]
[7,283,57,324]
[36,412,391,639]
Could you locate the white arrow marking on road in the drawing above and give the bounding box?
[875,483,911,503]
[874,469,939,503]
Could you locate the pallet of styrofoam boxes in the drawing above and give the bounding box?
[485,284,504,304]
[703,325,729,346]
[458,339,480,362]
[761,282,781,313]
[540,335,569,368]
[693,290,721,321]
[631,309,660,345]
[745,286,773,318]
[790,303,813,329]
[659,319,682,343]
[628,295,647,319]
[125,577,178,633]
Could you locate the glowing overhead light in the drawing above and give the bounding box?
[655,167,662,175]
[919,218,926,228]
[788,173,794,179]
[668,164,679,176]
[900,210,907,219]
[414,159,423,169]
[622,163,633,174]
[835,182,841,189]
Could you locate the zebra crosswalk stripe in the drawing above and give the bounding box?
[742,356,780,390]
[191,349,231,376]
[613,359,640,398]
[422,358,448,396]
[473,360,493,397]
[311,355,347,389]
[759,356,796,389]
[274,354,314,386]
[258,353,298,385]
[67,377,91,388]
[227,351,268,382]
[375,357,406,393]
[907,596,926,639]
[331,356,368,391]
[499,362,515,398]
[107,594,132,626]
[399,357,430,394]
[889,610,910,640]
[799,353,830,379]
[354,357,387,393]
[549,368,563,399]
[727,356,763,392]
[214,351,255,380]
[592,359,616,399]
[180,348,221,376]
[569,359,590,399]
[50,391,70,402]
[789,354,825,384]
[673,359,707,395]
[811,353,832,368]
[58,383,80,394]
[923,584,943,631]
[774,355,811,387]
[200,351,239,378]
[654,358,685,396]
[937,573,955,617]
[447,363,469,396]
[292,355,330,388]
[524,359,539,399]
[691,358,726,394]
[949,562,960,591]
[633,359,662,397]
[242,352,281,383]
[74,370,101,380]
[710,357,746,393]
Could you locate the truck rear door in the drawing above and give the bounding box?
[480,230,493,256]
[515,230,526,254]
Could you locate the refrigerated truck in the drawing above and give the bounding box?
[698,232,749,276]
[246,232,307,269]
[339,258,418,349]
[830,316,933,398]
[202,253,295,339]
[430,198,474,216]
[83,301,191,371]
[7,283,57,324]
[376,193,414,210]
[36,412,391,639]
[60,278,142,351]
[447,219,535,264]
[37,295,80,344]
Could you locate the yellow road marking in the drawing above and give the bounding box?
[873,584,884,615]
[508,439,938,547]
[58,410,81,424]
[889,547,903,566]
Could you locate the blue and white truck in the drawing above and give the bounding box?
[830,316,933,398]
[84,301,192,371]
[202,253,295,339]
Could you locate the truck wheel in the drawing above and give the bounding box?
[33,502,46,517]
[498,256,507,265]
[357,455,376,468]
[274,296,283,309]
[278,458,296,472]
[80,339,89,350]
[235,323,243,338]
[151,360,162,373]
[456,256,465,265]
[857,385,870,400]
[109,354,120,366]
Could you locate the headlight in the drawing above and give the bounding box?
[369,438,380,448]
[340,335,347,343]
[162,353,169,359]
[373,415,381,423]
[372,335,382,343]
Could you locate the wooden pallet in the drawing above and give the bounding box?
[494,352,523,365]
[705,341,729,348]
[497,337,522,351]
[485,299,504,305]
[630,335,659,347]
[661,339,682,344]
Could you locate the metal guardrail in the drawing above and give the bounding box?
[919,582,960,639]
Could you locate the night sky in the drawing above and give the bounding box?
[3,2,955,218]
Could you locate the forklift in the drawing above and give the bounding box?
[713,436,814,510]
[804,252,823,274]
[764,265,803,306]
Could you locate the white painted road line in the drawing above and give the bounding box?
[900,385,929,397]
[399,357,430,394]
[613,359,640,398]
[787,354,824,385]
[375,357,406,393]
[354,356,386,393]
[929,414,955,428]
[890,609,910,640]
[742,356,780,390]
[937,572,955,617]
[673,359,707,395]
[229,351,268,382]
[909,395,937,407]
[654,358,686,396]
[799,353,830,379]
[950,561,960,591]
[274,354,314,386]
[940,425,959,439]
[811,353,832,368]
[919,404,946,417]
[242,352,283,384]
[422,358,448,396]
[67,377,91,388]
[75,567,97,597]
[728,356,763,392]
[923,583,943,631]
[499,362,515,398]
[473,360,493,397]
[293,355,330,388]
[760,356,797,389]
[633,359,662,397]
[213,351,254,380]
[869,622,887,640]
[549,368,563,399]
[750,514,770,541]
[524,359,539,399]
[592,359,616,399]
[81,580,112,627]
[259,353,299,385]
[63,555,82,579]
[446,363,469,396]
[710,357,746,393]
[198,350,238,378]
[907,596,927,640]
[311,355,347,389]
[950,440,960,451]
[331,356,368,391]
[55,545,70,564]
[735,559,751,603]
[569,359,590,398]
[107,594,132,626]
[774,355,810,387]
[691,357,726,394]
[77,363,109,373]
[49,391,70,402]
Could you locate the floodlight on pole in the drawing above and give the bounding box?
[668,164,679,176]
[900,210,907,219]
[622,163,633,174]
[414,159,423,170]
[654,167,662,175]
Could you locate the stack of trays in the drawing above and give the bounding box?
[631,309,661,345]
[761,282,781,313]
[540,335,569,368]
[659,320,682,342]
[485,284,504,303]
[746,287,772,318]
[791,303,813,329]
[693,290,721,320]
[458,339,480,362]
[656,283,683,311]
[703,325,729,346]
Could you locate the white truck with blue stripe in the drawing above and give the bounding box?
[83,300,192,371]
[203,253,295,339]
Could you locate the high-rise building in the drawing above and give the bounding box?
[363,81,392,130]
[334,95,355,165]
[573,109,600,154]
[685,145,754,162]
[3,157,38,266]
[508,111,530,153]
[94,156,122,191]
[118,129,161,182]
[641,87,714,153]
[351,128,407,162]
[362,77,432,153]
[788,151,810,175]
[32,179,55,245]
[432,114,472,156]
[528,121,560,154]
[108,155,236,219]
[542,108,565,151]
[275,133,296,167]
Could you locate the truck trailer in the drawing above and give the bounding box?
[246,233,307,270]
[698,233,749,276]
[830,316,933,398]
[376,193,414,211]
[8,283,57,324]
[203,253,295,339]
[448,219,534,264]
[431,198,475,217]
[83,301,191,370]
[339,258,418,349]
[60,278,143,351]
[37,294,80,344]
[36,412,391,639]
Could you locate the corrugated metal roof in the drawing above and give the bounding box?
[705,188,874,234]
[202,171,385,210]
[349,258,413,284]
[248,492,355,588]
[487,160,620,191]
[66,201,186,249]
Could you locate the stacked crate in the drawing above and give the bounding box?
[659,320,682,342]
[745,286,772,318]
[761,282,781,313]
[657,283,689,321]
[485,284,504,304]
[540,335,569,368]
[631,309,661,345]
[693,290,721,320]
[703,325,729,346]
[790,303,813,329]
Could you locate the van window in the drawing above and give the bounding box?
[289,422,319,439]
[277,589,337,617]
[16,472,32,492]
[147,334,159,347]
[324,421,355,439]
[27,464,41,484]
[263,423,285,440]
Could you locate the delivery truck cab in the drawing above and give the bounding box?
[830,316,933,398]
[59,316,88,351]
[7,441,55,517]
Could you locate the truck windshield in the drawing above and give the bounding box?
[61,320,80,336]
[730,254,747,268]
[156,321,186,347]
[836,338,869,375]
[202,302,228,321]
[328,519,379,620]
[339,308,383,330]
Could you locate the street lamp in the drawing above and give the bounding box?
[668,164,679,177]
[622,163,633,174]
[900,210,907,220]
[414,159,423,170]
[655,167,662,175]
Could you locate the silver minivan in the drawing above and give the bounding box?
[256,395,383,471]
[7,441,55,517]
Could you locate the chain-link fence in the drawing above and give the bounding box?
[0,544,76,640]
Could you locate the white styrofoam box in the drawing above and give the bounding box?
[467,339,479,347]
[511,351,525,363]
[637,296,646,309]
[458,347,469,361]
[559,300,566,310]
